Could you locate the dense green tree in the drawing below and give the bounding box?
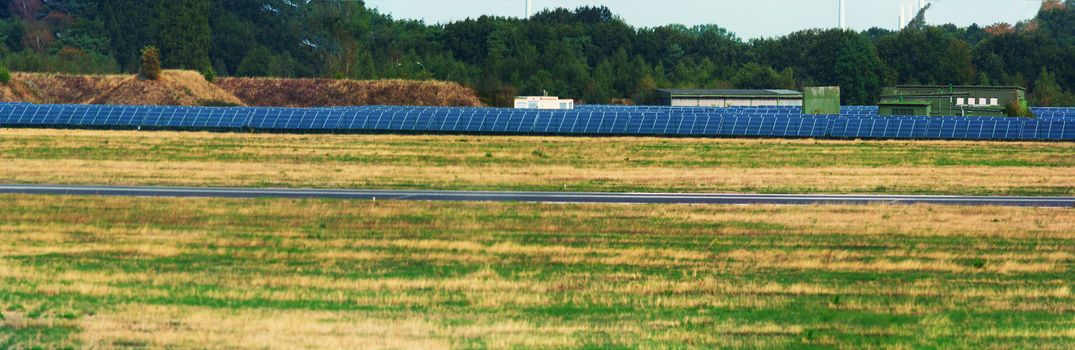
[208,7,254,77]
[1032,67,1073,106]
[939,40,977,84]
[1,1,1075,106]
[834,31,885,104]
[155,0,210,70]
[732,62,794,90]
[235,46,271,77]
[0,18,24,53]
[97,0,156,70]
[877,27,975,85]
[139,45,160,80]
[585,59,616,103]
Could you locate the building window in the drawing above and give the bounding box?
[892,108,915,116]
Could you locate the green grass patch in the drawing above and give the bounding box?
[0,195,1072,348]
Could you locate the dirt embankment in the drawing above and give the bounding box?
[0,71,482,107]
[89,70,244,106]
[1,70,241,106]
[215,78,482,107]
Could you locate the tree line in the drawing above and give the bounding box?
[1,0,1074,106]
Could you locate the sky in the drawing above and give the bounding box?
[363,0,1044,38]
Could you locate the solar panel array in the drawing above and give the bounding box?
[0,104,249,129]
[1,103,1073,141]
[1032,107,1075,121]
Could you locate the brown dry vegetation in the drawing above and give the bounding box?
[0,71,482,107]
[4,72,122,103]
[0,129,1072,195]
[87,70,243,106]
[0,195,1072,348]
[0,70,241,106]
[215,77,482,107]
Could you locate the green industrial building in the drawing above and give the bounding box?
[878,85,1028,117]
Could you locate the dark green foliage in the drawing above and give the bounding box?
[202,66,215,83]
[834,31,885,105]
[155,0,211,71]
[1034,68,1062,106]
[0,2,1074,106]
[0,50,119,74]
[98,0,157,70]
[0,66,10,84]
[139,45,160,80]
[1031,67,1075,106]
[732,62,795,90]
[877,27,977,85]
[236,46,277,77]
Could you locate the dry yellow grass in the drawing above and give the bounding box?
[2,129,1072,195]
[88,70,244,105]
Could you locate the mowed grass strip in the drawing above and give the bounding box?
[0,194,1073,349]
[1,129,1073,195]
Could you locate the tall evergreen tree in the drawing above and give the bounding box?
[155,0,211,70]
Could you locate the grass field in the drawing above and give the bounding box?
[1,194,1073,348]
[1,129,1074,195]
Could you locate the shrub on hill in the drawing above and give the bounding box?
[202,67,215,83]
[140,46,161,81]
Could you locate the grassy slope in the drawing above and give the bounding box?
[0,195,1072,348]
[1,129,1073,195]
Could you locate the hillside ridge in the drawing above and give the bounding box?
[0,71,482,107]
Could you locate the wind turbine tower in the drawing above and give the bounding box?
[899,4,906,30]
[838,0,846,30]
[526,0,533,19]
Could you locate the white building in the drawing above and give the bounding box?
[514,96,575,110]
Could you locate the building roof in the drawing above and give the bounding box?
[878,101,932,106]
[657,89,803,98]
[893,85,1026,92]
[515,96,569,100]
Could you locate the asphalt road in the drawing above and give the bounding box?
[0,184,1072,207]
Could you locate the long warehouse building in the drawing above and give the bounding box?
[657,89,803,107]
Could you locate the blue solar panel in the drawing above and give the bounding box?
[2,103,1074,141]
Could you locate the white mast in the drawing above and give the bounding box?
[899,4,906,30]
[526,0,533,19]
[839,0,846,30]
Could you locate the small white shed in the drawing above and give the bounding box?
[514,96,575,110]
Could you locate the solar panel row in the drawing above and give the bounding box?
[0,104,249,129]
[0,103,1072,141]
